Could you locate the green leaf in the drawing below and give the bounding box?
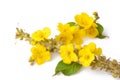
[96,23,107,39]
[62,62,82,76]
[54,60,69,75]
[96,23,104,34]
[97,34,106,39]
[54,60,82,76]
[67,22,76,26]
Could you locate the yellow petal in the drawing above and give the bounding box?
[43,27,51,38]
[32,30,45,41]
[86,25,99,38]
[43,51,51,61]
[88,42,96,52]
[36,57,44,65]
[94,48,102,56]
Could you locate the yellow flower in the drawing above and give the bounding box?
[87,42,96,52]
[30,44,51,65]
[55,32,73,44]
[58,23,71,32]
[43,27,51,38]
[60,44,78,64]
[75,12,94,29]
[86,23,99,38]
[79,48,95,67]
[71,27,86,45]
[78,42,102,66]
[82,42,102,56]
[76,44,81,50]
[94,48,102,56]
[32,27,51,41]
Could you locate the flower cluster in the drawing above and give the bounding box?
[56,12,99,46]
[75,13,99,38]
[29,44,51,65]
[15,12,120,78]
[59,42,102,67]
[56,23,85,45]
[29,27,51,65]
[78,42,102,67]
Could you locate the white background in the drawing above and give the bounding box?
[0,0,120,80]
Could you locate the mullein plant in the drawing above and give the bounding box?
[15,12,120,78]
